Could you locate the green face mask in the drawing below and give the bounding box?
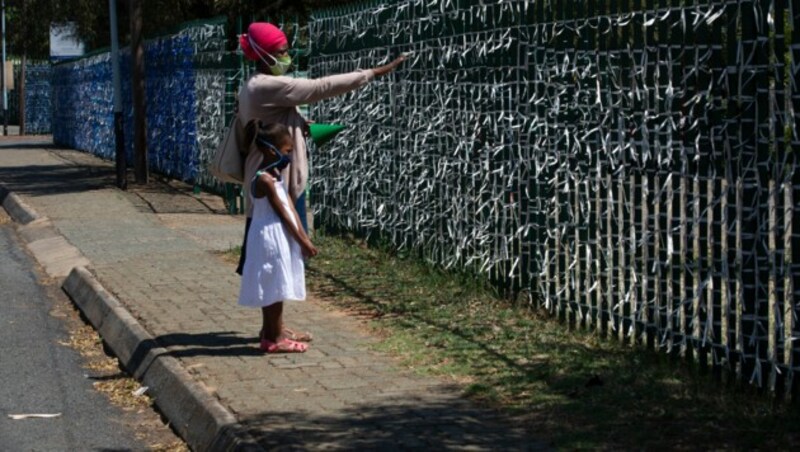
[269,55,292,76]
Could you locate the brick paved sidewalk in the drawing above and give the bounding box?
[0,142,543,450]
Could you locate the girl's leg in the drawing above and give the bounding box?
[260,302,307,353]
[261,317,312,342]
[260,306,269,341]
[264,302,283,342]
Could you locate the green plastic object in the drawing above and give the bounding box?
[308,123,346,147]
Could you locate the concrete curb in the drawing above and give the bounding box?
[0,184,39,224]
[16,217,92,280]
[62,267,264,452]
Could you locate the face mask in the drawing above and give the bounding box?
[249,36,292,75]
[267,54,292,76]
[272,152,291,171]
[258,138,292,171]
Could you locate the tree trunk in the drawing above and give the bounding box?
[129,0,147,183]
[19,52,24,135]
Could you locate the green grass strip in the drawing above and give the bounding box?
[300,229,799,449]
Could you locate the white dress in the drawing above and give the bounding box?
[238,174,305,307]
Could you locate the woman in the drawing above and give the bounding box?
[235,22,405,344]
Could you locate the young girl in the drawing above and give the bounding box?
[238,122,318,353]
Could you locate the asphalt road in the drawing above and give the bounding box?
[0,217,148,451]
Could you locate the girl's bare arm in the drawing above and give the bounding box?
[255,174,317,256]
[286,196,318,256]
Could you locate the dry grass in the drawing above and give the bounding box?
[217,246,242,266]
[56,299,188,451]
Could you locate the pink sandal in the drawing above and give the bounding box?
[260,338,308,353]
[283,327,313,342]
[260,328,313,343]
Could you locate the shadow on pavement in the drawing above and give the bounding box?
[0,147,226,214]
[157,331,262,358]
[240,402,542,450]
[0,141,56,149]
[124,332,262,373]
[0,163,114,195]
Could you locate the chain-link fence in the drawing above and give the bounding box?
[308,0,800,397]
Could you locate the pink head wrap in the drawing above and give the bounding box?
[239,23,288,61]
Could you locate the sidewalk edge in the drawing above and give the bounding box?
[63,266,264,452]
[0,184,39,224]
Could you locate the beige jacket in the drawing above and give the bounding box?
[239,69,376,217]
